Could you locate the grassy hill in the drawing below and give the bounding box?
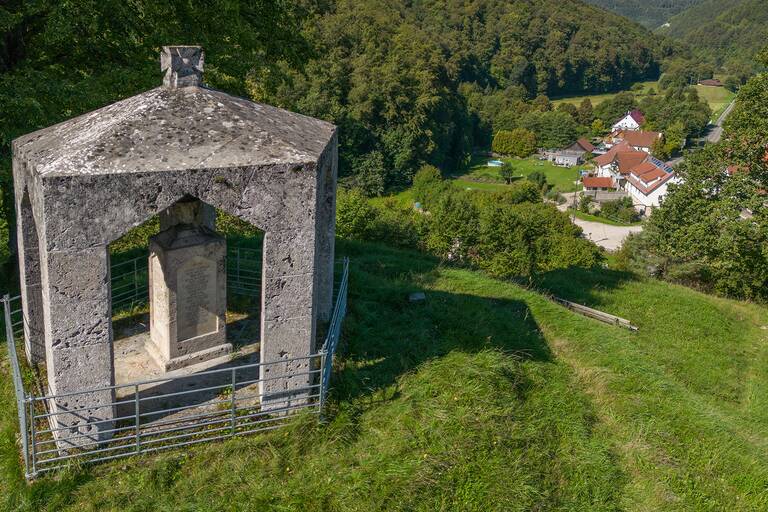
[3,239,768,510]
[584,0,704,29]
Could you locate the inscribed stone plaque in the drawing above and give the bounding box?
[177,257,218,341]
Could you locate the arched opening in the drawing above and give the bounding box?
[107,197,265,412]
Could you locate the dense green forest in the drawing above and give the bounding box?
[584,0,704,29]
[0,0,669,287]
[659,0,768,70]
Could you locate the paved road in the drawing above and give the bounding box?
[557,192,643,251]
[705,99,737,144]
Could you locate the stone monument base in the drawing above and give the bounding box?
[144,337,233,372]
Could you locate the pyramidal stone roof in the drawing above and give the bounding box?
[13,48,335,178]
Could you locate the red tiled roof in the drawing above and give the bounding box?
[615,151,649,175]
[583,176,615,189]
[699,79,723,87]
[575,138,595,153]
[593,140,634,167]
[626,172,673,195]
[626,159,675,195]
[614,109,645,126]
[629,109,645,125]
[617,130,661,149]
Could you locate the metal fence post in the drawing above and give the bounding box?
[236,247,241,292]
[27,397,36,477]
[319,350,327,415]
[134,384,141,453]
[132,257,139,308]
[4,294,32,478]
[230,367,237,437]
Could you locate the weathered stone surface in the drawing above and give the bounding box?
[161,46,204,89]
[148,220,230,371]
[12,46,338,449]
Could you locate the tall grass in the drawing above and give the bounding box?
[1,240,767,510]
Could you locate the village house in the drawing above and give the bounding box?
[543,138,595,167]
[606,129,662,153]
[698,78,723,87]
[611,109,645,132]
[593,141,646,188]
[587,140,677,212]
[625,158,677,211]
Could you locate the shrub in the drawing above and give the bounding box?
[476,202,602,278]
[578,194,592,213]
[373,200,426,249]
[336,188,379,240]
[601,197,639,223]
[426,190,480,262]
[412,164,448,207]
[527,171,548,192]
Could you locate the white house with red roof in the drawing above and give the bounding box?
[625,157,678,210]
[585,141,677,212]
[612,109,645,132]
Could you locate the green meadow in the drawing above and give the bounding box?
[2,239,768,511]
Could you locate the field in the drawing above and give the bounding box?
[452,156,584,193]
[3,239,768,511]
[696,84,736,122]
[551,80,660,107]
[552,79,736,122]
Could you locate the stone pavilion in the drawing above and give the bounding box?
[12,46,337,447]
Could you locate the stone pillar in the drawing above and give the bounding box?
[40,246,115,448]
[315,140,338,322]
[147,199,230,371]
[259,228,317,409]
[15,185,45,364]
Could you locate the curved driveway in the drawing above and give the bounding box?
[557,192,643,251]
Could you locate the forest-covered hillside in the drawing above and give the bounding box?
[659,0,768,69]
[584,0,704,28]
[0,0,667,283]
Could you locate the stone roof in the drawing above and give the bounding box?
[13,85,336,177]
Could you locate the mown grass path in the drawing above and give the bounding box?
[2,241,767,511]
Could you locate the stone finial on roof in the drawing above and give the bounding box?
[161,46,204,88]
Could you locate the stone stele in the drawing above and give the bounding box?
[147,196,231,371]
[11,45,338,449]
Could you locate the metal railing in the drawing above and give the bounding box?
[227,246,262,297]
[111,256,149,312]
[110,246,263,314]
[2,257,350,479]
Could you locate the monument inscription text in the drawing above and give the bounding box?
[177,257,218,341]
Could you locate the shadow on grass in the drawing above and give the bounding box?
[534,265,639,310]
[332,239,552,404]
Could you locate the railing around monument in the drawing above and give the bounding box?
[110,246,263,313]
[1,257,349,479]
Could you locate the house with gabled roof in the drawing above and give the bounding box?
[543,137,595,167]
[612,109,645,132]
[589,141,677,211]
[625,157,678,211]
[608,129,662,154]
[593,141,646,188]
